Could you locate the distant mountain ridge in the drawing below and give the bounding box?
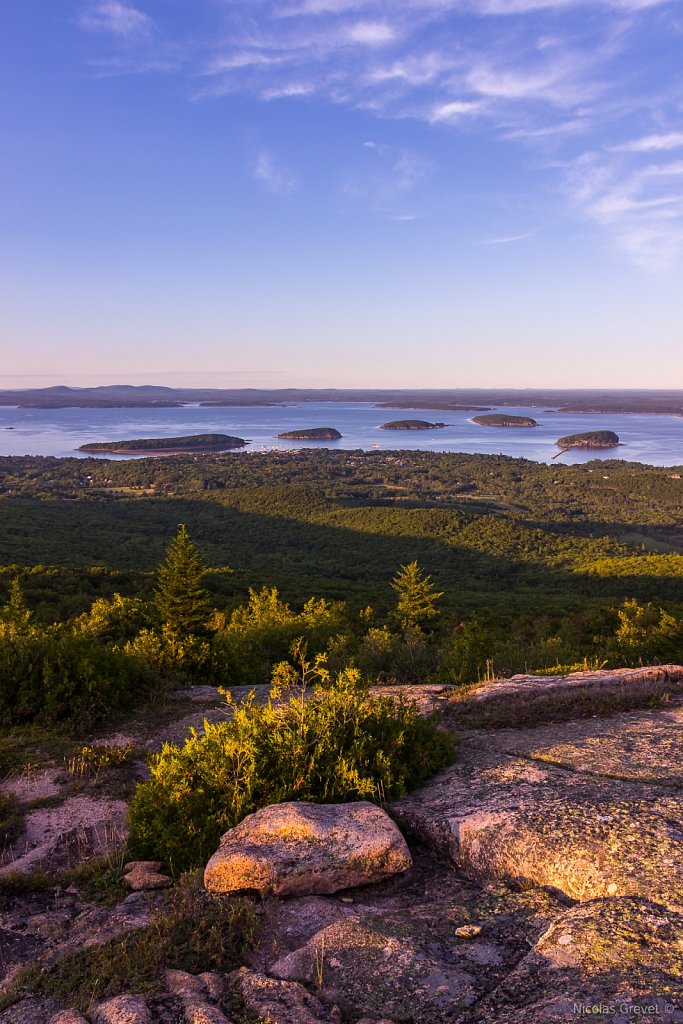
[2,385,683,414]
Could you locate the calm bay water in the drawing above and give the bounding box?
[1,402,683,467]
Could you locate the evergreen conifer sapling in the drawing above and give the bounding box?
[391,561,443,633]
[155,524,211,636]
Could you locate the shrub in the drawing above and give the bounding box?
[70,593,153,645]
[0,631,163,729]
[128,656,455,873]
[123,625,211,681]
[210,587,347,686]
[606,598,683,666]
[355,624,439,684]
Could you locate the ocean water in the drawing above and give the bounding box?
[1,402,682,467]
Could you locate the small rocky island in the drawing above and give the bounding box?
[277,427,342,441]
[556,430,621,449]
[472,413,538,427]
[78,433,247,454]
[380,419,446,430]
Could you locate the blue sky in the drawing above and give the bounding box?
[2,0,683,388]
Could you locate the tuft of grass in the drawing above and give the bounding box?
[61,849,129,905]
[0,726,79,778]
[3,873,259,1013]
[65,742,135,781]
[24,794,63,812]
[0,792,26,850]
[0,852,128,917]
[0,867,53,910]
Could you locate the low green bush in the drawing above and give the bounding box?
[128,656,455,873]
[123,625,212,681]
[210,587,348,686]
[0,631,163,729]
[70,592,153,645]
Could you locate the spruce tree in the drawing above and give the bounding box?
[155,525,211,636]
[391,561,443,633]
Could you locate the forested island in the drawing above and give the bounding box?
[472,414,538,427]
[78,433,247,454]
[556,430,621,449]
[380,420,446,430]
[277,427,342,440]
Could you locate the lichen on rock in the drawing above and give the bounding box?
[204,801,412,897]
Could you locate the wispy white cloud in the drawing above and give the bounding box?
[430,99,483,123]
[503,117,595,141]
[252,150,298,194]
[612,132,683,153]
[564,149,683,268]
[205,52,286,74]
[345,21,397,45]
[262,82,314,99]
[79,1,154,39]
[280,0,371,13]
[465,44,603,108]
[367,52,453,86]
[479,231,536,244]
[479,0,670,11]
[75,0,683,268]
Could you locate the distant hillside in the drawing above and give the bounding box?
[2,385,683,414]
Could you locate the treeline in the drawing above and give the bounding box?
[3,450,683,524]
[1,450,683,721]
[2,524,683,732]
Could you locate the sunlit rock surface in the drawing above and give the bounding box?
[394,701,683,907]
[204,801,412,897]
[3,669,683,1023]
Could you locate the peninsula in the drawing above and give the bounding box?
[277,427,342,441]
[78,433,247,454]
[375,402,490,412]
[380,420,446,430]
[556,430,621,449]
[472,414,537,428]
